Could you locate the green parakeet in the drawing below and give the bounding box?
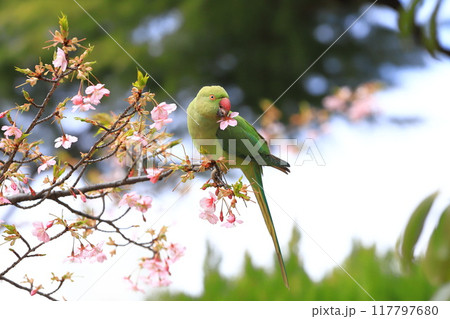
[187,85,290,288]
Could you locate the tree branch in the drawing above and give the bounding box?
[0,275,58,301]
[4,164,203,206]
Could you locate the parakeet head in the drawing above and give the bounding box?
[195,86,231,119]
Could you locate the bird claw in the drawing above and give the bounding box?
[209,161,228,189]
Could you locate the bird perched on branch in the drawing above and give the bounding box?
[187,85,290,288]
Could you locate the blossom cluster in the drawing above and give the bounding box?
[119,191,153,213]
[66,242,107,263]
[124,233,186,291]
[30,219,108,263]
[31,221,54,243]
[0,43,110,183]
[71,83,110,112]
[258,82,382,142]
[150,102,177,130]
[199,191,244,228]
[322,82,380,121]
[0,14,185,299]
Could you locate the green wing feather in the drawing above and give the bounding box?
[216,116,290,173]
[216,115,290,288]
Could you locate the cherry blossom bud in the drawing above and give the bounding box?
[10,181,17,191]
[227,212,236,224]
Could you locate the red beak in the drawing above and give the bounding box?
[219,97,231,113]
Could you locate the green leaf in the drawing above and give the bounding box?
[398,0,422,37]
[57,97,71,108]
[422,0,442,57]
[59,12,69,37]
[14,66,33,75]
[132,69,150,90]
[398,190,439,270]
[3,224,17,233]
[17,133,30,143]
[423,204,450,285]
[22,89,31,101]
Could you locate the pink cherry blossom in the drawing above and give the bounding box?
[322,95,346,111]
[150,118,173,130]
[2,125,22,139]
[71,94,83,105]
[146,167,163,184]
[0,219,5,224]
[85,83,110,105]
[66,243,107,263]
[124,276,145,293]
[151,276,172,287]
[127,132,148,146]
[217,112,239,130]
[221,212,243,228]
[118,192,140,207]
[142,258,166,272]
[136,196,153,213]
[74,245,90,260]
[65,252,82,263]
[10,181,17,192]
[53,47,67,72]
[167,243,186,264]
[200,192,217,213]
[141,258,172,287]
[118,192,152,213]
[96,252,107,263]
[322,86,352,111]
[150,102,177,130]
[0,196,11,205]
[54,134,78,149]
[31,221,50,243]
[37,156,56,174]
[347,97,374,121]
[2,180,19,196]
[88,243,107,263]
[71,94,96,112]
[150,102,177,120]
[199,210,219,224]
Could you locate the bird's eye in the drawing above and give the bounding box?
[209,95,215,100]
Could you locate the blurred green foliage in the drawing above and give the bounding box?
[424,205,450,285]
[154,192,450,301]
[153,191,450,301]
[397,192,450,289]
[0,0,429,116]
[397,191,439,271]
[152,228,437,301]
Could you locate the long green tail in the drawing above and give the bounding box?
[242,163,289,288]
